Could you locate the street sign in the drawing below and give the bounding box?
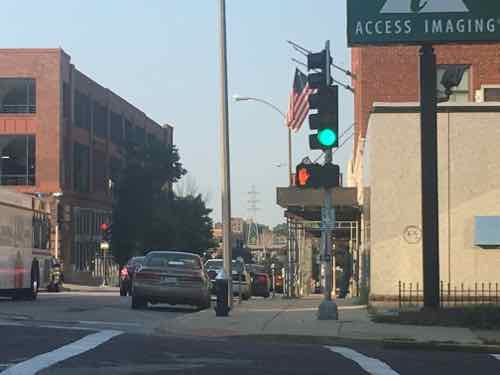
[321,207,336,227]
[347,0,500,46]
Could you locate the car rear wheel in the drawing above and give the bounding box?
[131,295,147,309]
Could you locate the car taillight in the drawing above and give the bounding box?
[120,267,128,277]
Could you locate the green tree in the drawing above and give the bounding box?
[111,142,185,266]
[273,223,288,237]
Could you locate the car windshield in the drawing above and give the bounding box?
[248,265,266,273]
[128,257,145,267]
[205,259,244,273]
[145,252,201,269]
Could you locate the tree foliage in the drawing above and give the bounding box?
[111,142,215,266]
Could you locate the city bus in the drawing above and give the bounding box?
[0,188,52,300]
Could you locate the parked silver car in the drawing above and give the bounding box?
[131,251,211,310]
[205,259,252,300]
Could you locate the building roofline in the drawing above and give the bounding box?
[372,102,500,114]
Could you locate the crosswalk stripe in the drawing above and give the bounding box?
[1,330,122,375]
[326,346,400,375]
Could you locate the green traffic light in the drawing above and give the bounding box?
[317,128,337,147]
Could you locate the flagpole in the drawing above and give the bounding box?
[288,128,293,186]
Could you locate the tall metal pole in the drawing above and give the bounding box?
[288,128,293,186]
[318,40,338,320]
[218,0,233,307]
[323,150,334,302]
[419,44,440,309]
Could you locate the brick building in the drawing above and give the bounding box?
[0,49,173,283]
[349,44,500,185]
[347,44,500,300]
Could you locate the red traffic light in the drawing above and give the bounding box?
[100,223,109,231]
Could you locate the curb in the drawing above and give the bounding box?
[59,286,119,293]
[221,334,500,353]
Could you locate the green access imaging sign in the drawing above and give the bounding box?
[347,0,500,46]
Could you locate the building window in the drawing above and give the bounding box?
[93,101,108,139]
[135,127,145,145]
[124,119,133,143]
[0,78,36,114]
[93,149,107,193]
[74,91,91,129]
[62,82,71,119]
[74,142,90,193]
[110,157,122,185]
[437,65,470,103]
[0,134,36,186]
[110,111,123,144]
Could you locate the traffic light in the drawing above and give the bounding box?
[100,223,112,242]
[295,163,321,188]
[321,163,340,188]
[307,42,339,150]
[295,162,340,189]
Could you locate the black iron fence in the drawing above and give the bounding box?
[398,281,500,309]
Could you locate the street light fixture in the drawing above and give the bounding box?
[232,94,293,186]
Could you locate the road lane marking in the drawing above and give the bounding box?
[1,330,122,375]
[326,346,400,375]
[491,354,500,361]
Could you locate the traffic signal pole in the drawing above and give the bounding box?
[317,41,338,320]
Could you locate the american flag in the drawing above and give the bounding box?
[286,68,314,132]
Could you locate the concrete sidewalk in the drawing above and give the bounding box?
[58,283,120,293]
[159,295,496,347]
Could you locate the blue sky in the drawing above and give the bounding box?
[4,1,353,227]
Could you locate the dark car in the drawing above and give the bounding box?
[120,256,145,296]
[131,251,211,310]
[247,264,271,298]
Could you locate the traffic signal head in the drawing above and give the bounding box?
[295,162,340,189]
[295,163,321,188]
[308,85,339,150]
[100,223,112,242]
[307,48,331,89]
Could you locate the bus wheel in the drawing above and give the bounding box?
[30,263,40,300]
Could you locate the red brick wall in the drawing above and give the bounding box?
[352,44,500,158]
[0,49,62,194]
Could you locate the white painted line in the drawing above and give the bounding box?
[491,354,500,361]
[78,320,141,327]
[1,330,122,375]
[326,346,400,375]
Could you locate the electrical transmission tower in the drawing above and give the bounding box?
[247,186,261,249]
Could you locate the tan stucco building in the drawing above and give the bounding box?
[361,102,500,299]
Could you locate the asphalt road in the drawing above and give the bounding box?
[0,291,198,334]
[0,324,499,374]
[1,292,500,374]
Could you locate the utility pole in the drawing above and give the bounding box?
[218,0,233,308]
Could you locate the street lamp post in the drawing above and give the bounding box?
[233,95,295,298]
[233,95,293,186]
